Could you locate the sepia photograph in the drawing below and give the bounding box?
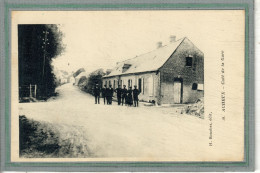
[10,10,245,162]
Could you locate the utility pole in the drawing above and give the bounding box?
[42,30,49,80]
[42,30,49,96]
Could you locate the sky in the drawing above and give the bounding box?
[44,10,245,75]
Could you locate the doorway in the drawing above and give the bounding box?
[173,78,183,104]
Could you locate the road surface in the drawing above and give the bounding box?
[19,83,210,161]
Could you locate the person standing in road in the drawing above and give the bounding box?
[101,85,107,105]
[127,86,133,106]
[133,85,140,107]
[93,84,101,104]
[105,85,110,104]
[121,85,127,106]
[115,85,122,105]
[107,85,114,105]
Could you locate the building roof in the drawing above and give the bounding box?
[75,72,88,79]
[103,37,186,78]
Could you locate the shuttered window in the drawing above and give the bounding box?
[128,79,132,88]
[197,84,204,91]
[138,78,142,93]
[148,76,154,96]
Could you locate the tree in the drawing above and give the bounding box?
[18,24,65,100]
[81,69,105,95]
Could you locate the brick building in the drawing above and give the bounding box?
[102,37,204,105]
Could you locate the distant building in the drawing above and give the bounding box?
[68,76,75,84]
[102,37,204,105]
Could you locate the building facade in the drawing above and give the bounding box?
[102,37,204,105]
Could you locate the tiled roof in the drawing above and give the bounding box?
[103,37,185,78]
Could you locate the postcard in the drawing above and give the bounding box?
[9,10,246,164]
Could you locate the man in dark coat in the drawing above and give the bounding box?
[133,85,141,107]
[101,85,107,105]
[115,85,122,105]
[93,84,101,104]
[107,85,114,105]
[121,85,127,106]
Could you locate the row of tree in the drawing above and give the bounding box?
[18,24,65,101]
[76,68,109,95]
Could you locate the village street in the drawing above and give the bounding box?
[19,82,210,160]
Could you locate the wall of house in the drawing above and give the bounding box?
[102,72,160,103]
[128,72,160,103]
[102,76,120,88]
[160,38,204,104]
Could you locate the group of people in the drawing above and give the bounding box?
[93,84,141,107]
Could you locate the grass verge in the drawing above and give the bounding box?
[19,115,92,158]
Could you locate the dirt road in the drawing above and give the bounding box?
[19,83,209,161]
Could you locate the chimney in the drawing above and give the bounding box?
[157,42,163,48]
[170,35,176,42]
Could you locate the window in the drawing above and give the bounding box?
[197,84,204,91]
[192,83,198,90]
[128,79,132,88]
[138,78,142,93]
[148,76,154,96]
[186,57,193,67]
[109,80,111,86]
[105,81,107,87]
[113,80,115,89]
[143,78,145,94]
[122,64,131,73]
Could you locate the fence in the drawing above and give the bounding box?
[19,84,37,100]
